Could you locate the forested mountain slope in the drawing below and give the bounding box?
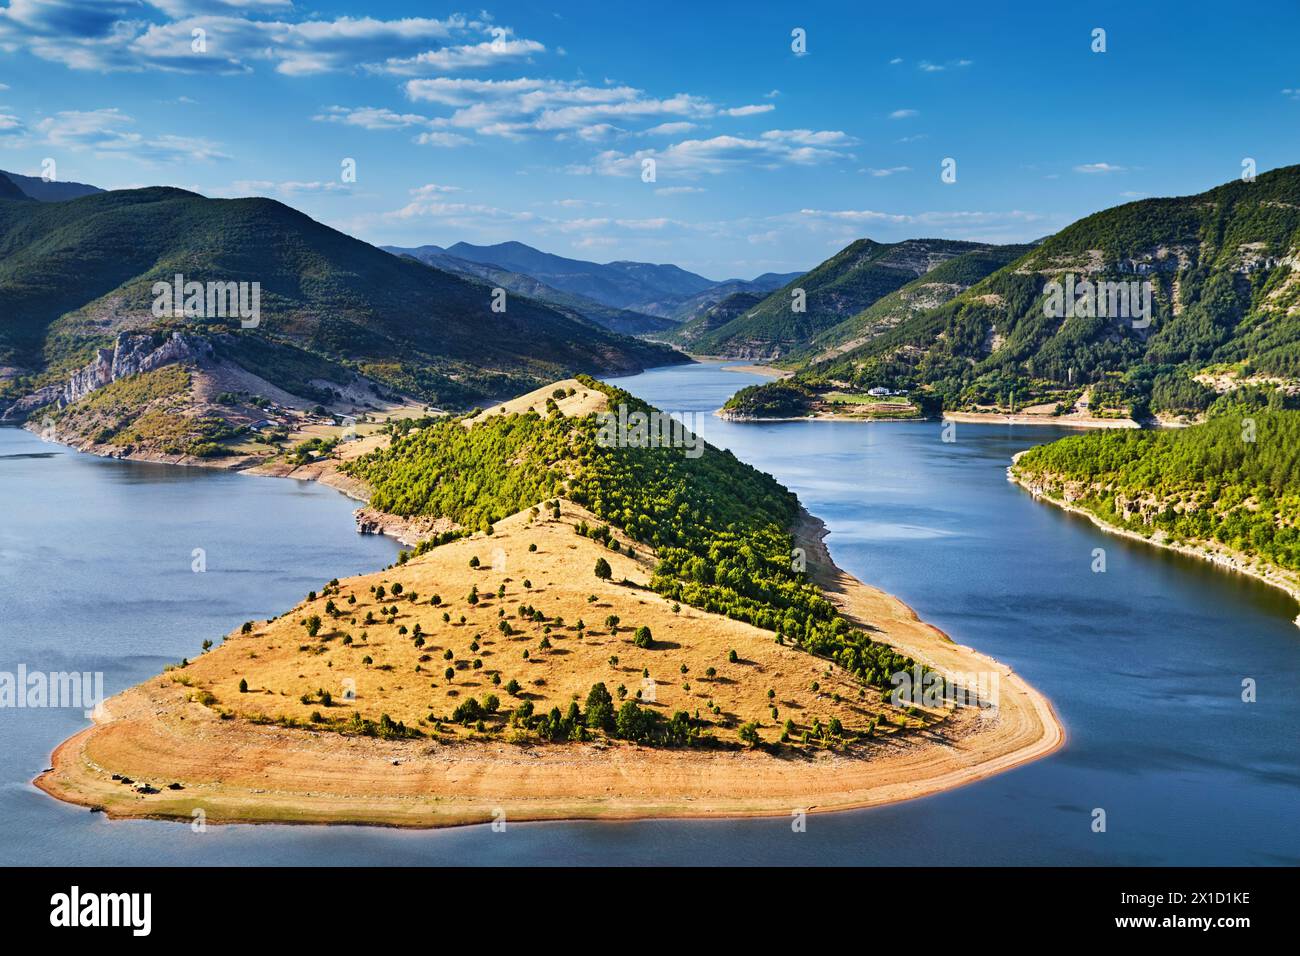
[679,238,995,359]
[0,188,681,414]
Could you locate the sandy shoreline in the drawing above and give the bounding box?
[682,355,789,379]
[715,409,1132,428]
[1007,465,1300,610]
[944,411,1140,430]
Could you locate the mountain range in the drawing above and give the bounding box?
[383,244,677,336]
[0,184,681,421]
[9,162,1300,436]
[0,169,103,202]
[384,241,800,329]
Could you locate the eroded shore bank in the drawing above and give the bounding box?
[1007,460,1300,609]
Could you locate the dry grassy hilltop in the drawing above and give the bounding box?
[37,378,1062,827]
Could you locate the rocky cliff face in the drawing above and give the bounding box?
[1,332,212,422]
[63,332,213,406]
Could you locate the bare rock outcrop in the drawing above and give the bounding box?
[1,332,213,422]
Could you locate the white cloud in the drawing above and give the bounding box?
[377,35,545,76]
[575,123,621,141]
[1282,88,1300,100]
[800,207,1043,227]
[918,58,972,72]
[315,105,432,131]
[313,105,472,146]
[889,109,919,120]
[1074,162,1126,174]
[385,197,536,223]
[655,186,705,196]
[0,6,547,78]
[763,89,780,98]
[410,183,461,196]
[862,166,911,177]
[761,129,855,146]
[550,198,607,207]
[229,179,351,197]
[149,2,293,14]
[414,131,472,147]
[572,236,617,249]
[34,108,228,163]
[800,208,912,225]
[579,129,855,178]
[643,121,696,136]
[404,76,776,140]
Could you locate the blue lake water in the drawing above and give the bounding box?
[2,361,1297,865]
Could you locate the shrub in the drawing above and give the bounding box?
[585,682,615,731]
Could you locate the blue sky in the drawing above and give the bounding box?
[2,0,1299,279]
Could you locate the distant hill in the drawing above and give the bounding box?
[384,244,676,336]
[435,240,752,317]
[0,169,103,202]
[441,240,713,312]
[726,164,1300,421]
[815,164,1300,415]
[667,291,767,351]
[678,238,993,359]
[0,173,29,201]
[665,272,803,324]
[787,244,1030,364]
[0,187,682,416]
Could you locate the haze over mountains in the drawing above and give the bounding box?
[384,240,800,329]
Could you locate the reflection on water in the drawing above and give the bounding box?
[1,365,1297,865]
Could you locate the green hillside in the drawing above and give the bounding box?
[343,376,923,691]
[0,188,680,410]
[786,243,1029,364]
[1012,398,1300,573]
[727,165,1300,420]
[667,291,765,351]
[826,165,1300,414]
[680,238,991,358]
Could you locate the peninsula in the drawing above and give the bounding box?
[37,378,1062,827]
